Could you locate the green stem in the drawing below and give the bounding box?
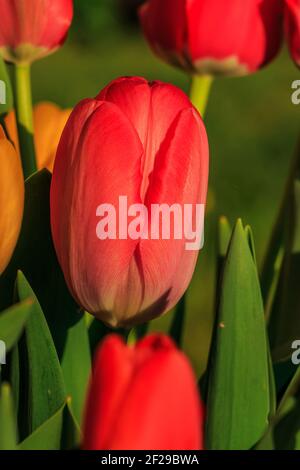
[13,63,37,179]
[189,74,213,117]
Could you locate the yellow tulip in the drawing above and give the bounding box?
[33,103,72,172]
[0,126,24,275]
[5,102,72,172]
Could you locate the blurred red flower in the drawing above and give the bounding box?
[139,0,284,76]
[285,0,300,67]
[82,334,204,450]
[0,0,73,63]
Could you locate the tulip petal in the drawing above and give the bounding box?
[0,0,73,48]
[187,0,255,71]
[100,78,199,183]
[39,0,73,49]
[98,79,191,195]
[285,0,300,67]
[84,334,204,450]
[146,82,192,179]
[239,0,283,72]
[51,98,103,269]
[33,102,72,171]
[0,129,24,275]
[4,110,19,155]
[112,347,202,450]
[83,335,135,450]
[51,99,144,325]
[98,77,152,148]
[103,335,203,450]
[258,0,284,66]
[139,0,188,64]
[134,107,208,318]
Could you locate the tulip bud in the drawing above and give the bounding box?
[140,0,284,76]
[285,0,300,68]
[0,127,24,275]
[0,0,73,64]
[5,103,72,172]
[82,334,204,450]
[50,77,209,328]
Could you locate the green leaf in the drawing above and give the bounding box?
[199,216,232,402]
[0,170,91,426]
[257,367,300,450]
[205,220,270,450]
[273,397,300,449]
[217,216,232,284]
[0,57,13,116]
[245,225,277,418]
[60,314,91,426]
[267,345,277,419]
[274,360,298,398]
[10,344,20,418]
[215,216,232,307]
[269,179,300,362]
[218,216,232,258]
[0,383,17,450]
[16,271,66,435]
[261,139,300,309]
[0,299,34,350]
[245,225,257,265]
[61,399,82,450]
[127,323,148,346]
[264,248,284,322]
[277,366,300,416]
[19,403,66,450]
[169,296,186,348]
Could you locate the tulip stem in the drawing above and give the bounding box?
[189,75,213,117]
[13,63,37,179]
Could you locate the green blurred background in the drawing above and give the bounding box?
[30,0,299,375]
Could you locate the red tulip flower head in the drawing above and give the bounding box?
[140,0,284,76]
[82,334,204,450]
[285,0,300,67]
[50,77,209,328]
[0,0,73,64]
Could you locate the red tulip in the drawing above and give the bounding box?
[0,0,73,64]
[82,334,204,450]
[50,77,209,328]
[139,0,284,76]
[285,0,300,67]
